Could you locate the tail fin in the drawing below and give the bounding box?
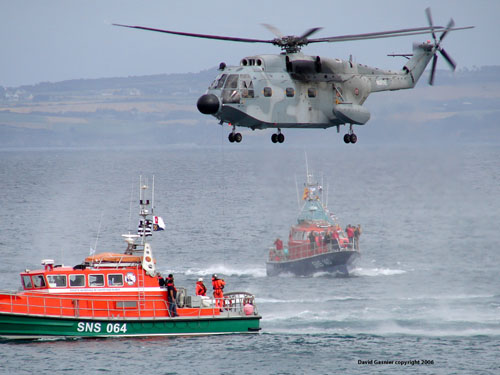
[402,42,434,88]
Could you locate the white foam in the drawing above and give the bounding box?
[351,267,406,277]
[183,264,267,278]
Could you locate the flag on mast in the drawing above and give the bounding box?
[153,216,165,231]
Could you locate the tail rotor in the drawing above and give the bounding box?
[426,7,457,85]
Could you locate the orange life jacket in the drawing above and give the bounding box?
[196,281,207,296]
[212,279,225,295]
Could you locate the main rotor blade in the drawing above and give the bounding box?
[439,48,457,70]
[429,54,438,85]
[309,25,473,44]
[300,27,323,40]
[261,23,283,38]
[308,26,444,43]
[113,24,275,44]
[425,7,438,44]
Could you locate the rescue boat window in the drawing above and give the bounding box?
[47,274,67,288]
[22,275,33,289]
[89,274,104,287]
[263,87,272,97]
[32,274,46,288]
[286,87,295,97]
[70,274,85,287]
[108,274,124,287]
[308,88,317,98]
[293,231,307,240]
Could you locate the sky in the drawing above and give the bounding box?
[1,0,498,87]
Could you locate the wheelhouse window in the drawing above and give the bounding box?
[239,74,254,98]
[69,274,85,287]
[292,231,307,240]
[263,87,273,97]
[32,275,46,288]
[108,274,124,287]
[308,88,317,98]
[89,274,104,287]
[286,87,295,97]
[22,275,33,289]
[47,275,67,288]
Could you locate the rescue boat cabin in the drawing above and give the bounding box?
[20,256,157,295]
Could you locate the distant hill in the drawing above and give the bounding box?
[0,66,499,148]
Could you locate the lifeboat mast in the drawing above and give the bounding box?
[122,176,156,277]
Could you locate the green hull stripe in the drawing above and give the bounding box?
[0,313,261,338]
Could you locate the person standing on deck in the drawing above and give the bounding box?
[166,274,179,317]
[346,225,355,247]
[274,238,283,251]
[354,224,362,250]
[196,278,207,296]
[309,231,316,250]
[212,274,225,311]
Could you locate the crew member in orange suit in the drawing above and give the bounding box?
[212,274,225,310]
[196,277,207,296]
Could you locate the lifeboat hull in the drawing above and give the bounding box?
[0,313,261,339]
[266,250,359,277]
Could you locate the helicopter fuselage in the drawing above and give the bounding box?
[197,43,434,131]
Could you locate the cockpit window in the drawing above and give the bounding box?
[222,74,240,104]
[224,74,239,89]
[209,74,227,89]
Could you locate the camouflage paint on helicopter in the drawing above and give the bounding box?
[114,8,473,144]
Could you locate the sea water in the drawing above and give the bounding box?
[0,143,498,374]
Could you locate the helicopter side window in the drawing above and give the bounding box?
[240,74,254,98]
[263,87,272,97]
[308,88,317,98]
[286,88,295,97]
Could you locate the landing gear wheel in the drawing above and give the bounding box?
[228,133,235,143]
[271,133,278,143]
[344,134,351,144]
[277,133,285,143]
[350,133,357,144]
[234,132,242,143]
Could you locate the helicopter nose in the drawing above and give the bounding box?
[197,94,220,115]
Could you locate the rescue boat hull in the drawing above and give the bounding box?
[0,312,261,339]
[266,250,359,277]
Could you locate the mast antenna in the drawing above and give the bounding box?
[90,211,103,255]
[295,174,301,211]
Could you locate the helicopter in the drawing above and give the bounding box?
[114,8,473,144]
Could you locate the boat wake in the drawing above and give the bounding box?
[182,265,267,278]
[351,267,406,277]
